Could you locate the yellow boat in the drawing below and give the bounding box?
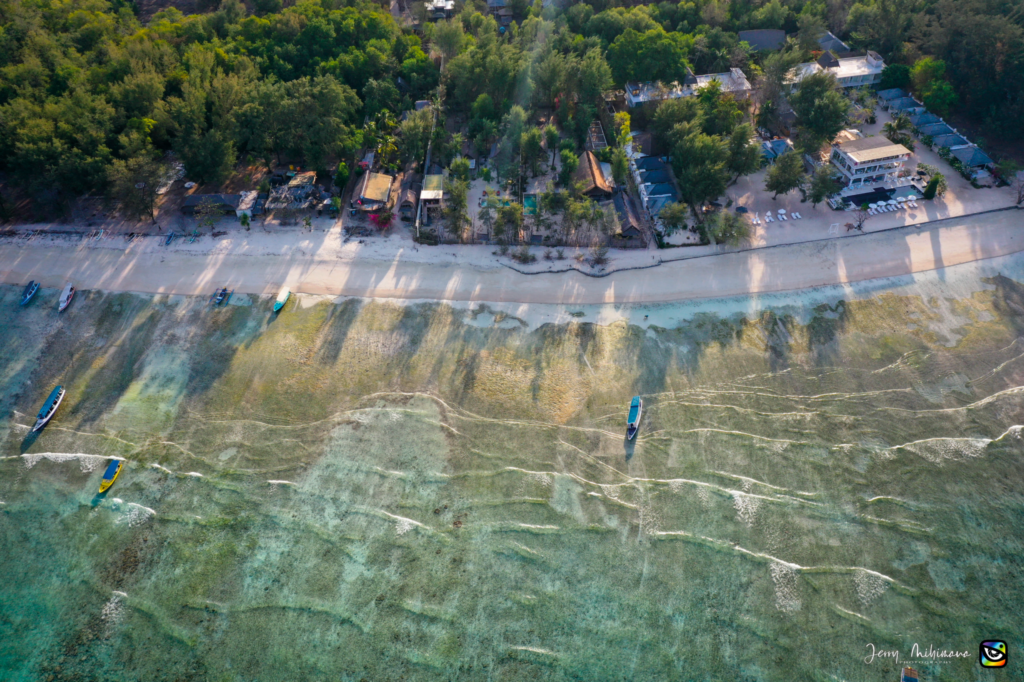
[99,459,124,493]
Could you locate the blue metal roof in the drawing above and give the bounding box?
[933,133,969,149]
[877,88,906,102]
[951,146,993,167]
[918,122,955,137]
[762,139,793,159]
[909,112,941,127]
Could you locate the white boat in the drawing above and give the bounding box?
[626,396,642,440]
[273,287,290,312]
[33,386,66,432]
[58,283,75,312]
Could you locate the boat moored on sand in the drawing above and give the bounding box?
[626,396,642,440]
[212,288,232,305]
[99,459,124,493]
[273,287,290,312]
[32,385,66,432]
[20,281,39,306]
[58,283,75,312]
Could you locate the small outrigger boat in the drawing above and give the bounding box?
[32,385,66,432]
[212,287,231,305]
[626,396,642,440]
[58,283,75,312]
[273,287,290,312]
[20,281,39,306]
[98,459,124,493]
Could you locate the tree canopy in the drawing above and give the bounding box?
[3,0,1024,217]
[789,72,850,153]
[0,0,434,209]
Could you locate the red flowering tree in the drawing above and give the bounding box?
[369,211,393,232]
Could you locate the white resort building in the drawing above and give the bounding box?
[790,50,885,88]
[625,68,752,107]
[829,136,912,189]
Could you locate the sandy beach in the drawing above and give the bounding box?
[1,209,1022,304]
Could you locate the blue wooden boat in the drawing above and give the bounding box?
[626,396,642,440]
[273,287,290,312]
[32,385,65,432]
[20,281,39,305]
[99,459,124,493]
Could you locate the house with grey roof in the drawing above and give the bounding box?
[950,146,994,170]
[888,97,926,115]
[738,29,786,51]
[908,112,942,127]
[818,31,849,53]
[877,88,906,102]
[917,122,955,138]
[932,133,970,150]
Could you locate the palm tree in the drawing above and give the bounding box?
[883,113,915,151]
[883,113,911,141]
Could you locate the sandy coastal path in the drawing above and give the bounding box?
[2,210,1022,305]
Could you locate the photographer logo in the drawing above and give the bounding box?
[980,641,1008,668]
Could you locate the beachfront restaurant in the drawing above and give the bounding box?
[829,136,912,189]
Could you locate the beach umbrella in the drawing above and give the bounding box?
[888,199,898,206]
[869,203,877,209]
[778,208,786,214]
[896,196,907,203]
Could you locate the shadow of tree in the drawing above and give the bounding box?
[806,300,849,367]
[72,309,162,427]
[751,310,798,373]
[184,304,258,399]
[985,274,1024,336]
[314,298,363,366]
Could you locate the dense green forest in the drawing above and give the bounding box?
[0,0,1021,215]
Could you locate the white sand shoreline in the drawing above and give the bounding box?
[2,210,1023,305]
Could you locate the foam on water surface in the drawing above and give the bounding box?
[2,258,1024,680]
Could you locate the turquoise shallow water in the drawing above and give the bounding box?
[2,255,1024,681]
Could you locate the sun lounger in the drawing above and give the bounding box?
[792,212,801,219]
[909,201,918,208]
[765,214,774,223]
[778,213,787,221]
